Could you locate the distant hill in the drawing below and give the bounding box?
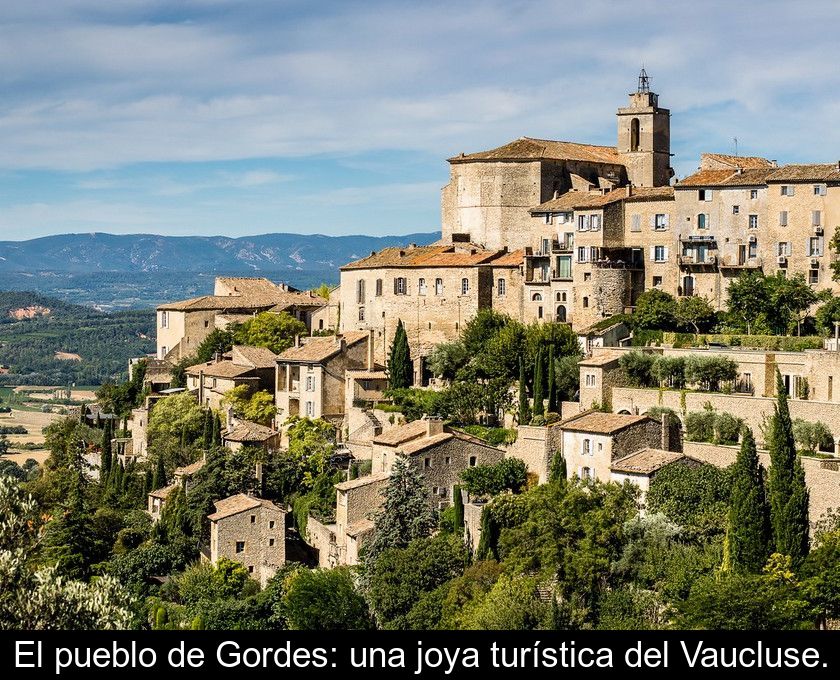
[0,231,440,273]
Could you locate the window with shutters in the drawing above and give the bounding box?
[779,211,788,226]
[654,245,667,262]
[778,242,791,256]
[375,279,382,296]
[810,269,819,285]
[394,277,406,295]
[306,376,314,392]
[544,213,552,225]
[699,189,713,201]
[781,185,795,196]
[654,213,668,230]
[748,214,758,229]
[814,184,827,196]
[358,307,365,322]
[356,279,365,303]
[750,189,759,199]
[461,278,469,295]
[418,278,427,295]
[577,246,588,263]
[435,278,443,295]
[630,214,641,232]
[160,311,168,328]
[582,439,591,456]
[590,214,601,231]
[809,237,823,256]
[578,215,587,231]
[305,401,314,417]
[812,211,822,226]
[497,278,506,296]
[697,213,709,229]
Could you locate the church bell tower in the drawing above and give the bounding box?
[617,69,672,187]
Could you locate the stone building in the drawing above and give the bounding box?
[222,420,281,452]
[558,410,663,482]
[156,276,328,362]
[208,493,287,587]
[610,449,698,508]
[186,345,277,411]
[275,330,371,423]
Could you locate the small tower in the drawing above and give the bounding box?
[617,69,672,187]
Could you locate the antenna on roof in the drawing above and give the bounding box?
[638,67,650,94]
[733,137,739,157]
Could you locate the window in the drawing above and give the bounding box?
[424,457,431,469]
[590,214,601,231]
[375,278,382,296]
[809,237,824,256]
[532,293,543,302]
[577,246,588,263]
[653,275,663,287]
[469,456,477,467]
[654,213,668,230]
[269,538,275,547]
[732,205,740,214]
[204,320,209,328]
[305,401,314,417]
[781,185,795,196]
[160,311,168,328]
[778,242,791,256]
[358,307,365,322]
[578,215,587,231]
[538,306,543,319]
[557,291,567,302]
[779,211,788,226]
[461,278,469,295]
[699,189,713,201]
[211,378,217,389]
[356,279,365,304]
[697,213,709,229]
[630,214,641,232]
[445,456,451,465]
[544,213,552,225]
[581,467,592,480]
[269,520,275,529]
[630,117,640,151]
[653,245,667,262]
[583,296,589,308]
[418,278,427,295]
[582,439,591,456]
[541,238,550,254]
[435,278,443,296]
[497,278,506,296]
[750,189,759,199]
[305,375,314,392]
[394,277,406,295]
[748,214,758,229]
[809,269,820,285]
[749,240,757,259]
[585,373,596,387]
[812,210,822,226]
[556,305,566,322]
[583,272,591,281]
[814,184,827,196]
[235,541,245,553]
[250,515,256,524]
[248,566,254,573]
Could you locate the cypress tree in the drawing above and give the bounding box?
[152,456,166,490]
[180,425,187,450]
[202,409,212,448]
[547,343,557,413]
[100,418,113,482]
[768,370,808,559]
[453,484,464,531]
[549,450,567,483]
[213,413,222,447]
[112,461,124,495]
[532,347,545,418]
[143,469,152,496]
[476,505,497,560]
[388,319,413,390]
[517,357,530,425]
[727,426,770,573]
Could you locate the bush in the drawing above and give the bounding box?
[793,419,834,456]
[459,425,517,446]
[685,408,716,443]
[651,356,685,388]
[684,355,738,391]
[619,351,657,387]
[714,412,743,445]
[460,458,527,498]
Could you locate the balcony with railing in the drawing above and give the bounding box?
[551,238,574,253]
[718,255,762,269]
[679,254,718,268]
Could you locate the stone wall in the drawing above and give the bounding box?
[210,504,286,588]
[306,516,338,569]
[684,441,840,524]
[463,500,485,555]
[505,423,563,483]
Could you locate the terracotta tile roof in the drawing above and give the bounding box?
[346,367,388,380]
[623,186,675,202]
[716,167,777,186]
[701,153,775,170]
[559,411,653,435]
[766,164,840,182]
[398,432,454,456]
[231,345,278,369]
[335,471,391,492]
[530,188,625,213]
[678,167,778,188]
[676,169,738,188]
[578,350,624,367]
[341,244,510,271]
[611,448,685,474]
[486,248,524,267]
[223,421,278,442]
[174,458,205,477]
[215,277,291,297]
[268,291,328,312]
[207,493,284,521]
[277,331,368,363]
[346,518,376,538]
[215,313,256,326]
[373,418,431,446]
[149,483,177,500]
[159,278,320,313]
[449,137,623,165]
[185,360,255,379]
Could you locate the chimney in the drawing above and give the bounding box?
[198,369,205,407]
[338,334,347,353]
[553,189,559,199]
[625,185,632,197]
[294,334,300,348]
[425,415,444,437]
[226,405,235,429]
[660,412,670,451]
[367,329,375,370]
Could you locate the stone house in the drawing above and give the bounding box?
[208,493,287,588]
[275,330,371,423]
[147,483,176,521]
[222,420,281,452]
[505,421,564,484]
[156,276,328,362]
[559,410,663,482]
[186,345,277,411]
[610,448,698,508]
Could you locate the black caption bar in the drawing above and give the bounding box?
[2,631,836,679]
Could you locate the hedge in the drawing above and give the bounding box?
[662,333,823,351]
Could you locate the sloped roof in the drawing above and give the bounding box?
[531,186,674,213]
[559,411,654,435]
[277,331,368,363]
[766,164,840,182]
[578,350,624,367]
[341,244,510,271]
[487,248,525,267]
[678,167,777,188]
[676,169,738,188]
[611,448,685,474]
[174,458,205,477]
[215,277,288,297]
[207,493,284,521]
[223,421,278,442]
[231,345,278,369]
[701,153,775,170]
[149,483,177,500]
[372,418,430,446]
[185,361,256,379]
[335,471,391,492]
[449,137,623,165]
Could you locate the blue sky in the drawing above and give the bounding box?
[3,0,840,240]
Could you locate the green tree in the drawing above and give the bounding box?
[460,458,527,498]
[100,417,113,482]
[517,357,530,425]
[193,328,235,364]
[815,296,840,336]
[388,319,413,390]
[675,295,716,335]
[453,485,464,531]
[726,427,770,573]
[147,392,204,449]
[767,273,819,335]
[619,351,656,387]
[768,371,810,562]
[547,344,557,413]
[282,567,373,630]
[222,385,277,426]
[726,273,770,335]
[792,419,833,456]
[427,341,468,380]
[532,347,544,418]
[234,312,307,354]
[365,458,437,565]
[633,289,677,331]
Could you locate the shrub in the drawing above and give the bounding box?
[619,351,657,387]
[793,419,834,456]
[651,356,685,388]
[685,407,716,443]
[714,412,743,445]
[460,458,527,498]
[684,355,738,391]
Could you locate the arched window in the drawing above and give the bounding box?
[556,305,567,322]
[531,293,543,302]
[435,278,443,295]
[630,118,640,152]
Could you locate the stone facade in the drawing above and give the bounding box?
[208,494,287,588]
[505,423,564,484]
